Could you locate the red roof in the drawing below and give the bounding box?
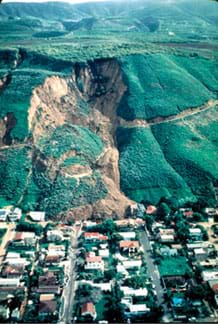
[84,232,108,240]
[146,205,157,214]
[183,211,193,217]
[120,240,139,248]
[14,232,23,241]
[86,256,102,263]
[81,302,96,315]
[212,283,218,294]
[85,232,99,238]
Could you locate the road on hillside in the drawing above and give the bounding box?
[59,225,81,324]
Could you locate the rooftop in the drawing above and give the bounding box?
[81,302,96,315]
[120,240,139,249]
[86,256,103,263]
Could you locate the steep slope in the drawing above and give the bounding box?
[0,58,133,219]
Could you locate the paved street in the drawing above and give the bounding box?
[59,224,81,324]
[139,229,164,306]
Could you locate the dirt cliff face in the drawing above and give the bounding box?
[26,59,133,219]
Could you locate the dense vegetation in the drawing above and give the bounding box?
[118,54,216,120]
[117,126,194,204]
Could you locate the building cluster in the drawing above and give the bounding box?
[73,218,156,322]
[0,208,72,322]
[149,206,218,321]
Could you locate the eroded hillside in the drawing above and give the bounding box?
[0,49,217,219]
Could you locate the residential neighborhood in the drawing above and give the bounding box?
[0,207,74,323]
[0,202,217,323]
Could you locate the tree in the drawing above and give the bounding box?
[124,275,147,289]
[156,202,171,219]
[104,282,125,323]
[145,214,155,232]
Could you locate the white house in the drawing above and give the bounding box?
[160,234,175,243]
[128,304,150,314]
[0,209,9,221]
[120,286,148,297]
[99,249,110,258]
[122,260,142,269]
[202,270,218,282]
[29,211,45,222]
[116,264,129,276]
[8,208,22,222]
[85,256,104,271]
[189,228,203,241]
[0,278,20,287]
[14,232,36,246]
[118,232,136,240]
[47,230,63,242]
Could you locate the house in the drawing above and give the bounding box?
[47,230,63,242]
[160,247,178,257]
[199,259,218,268]
[85,256,104,271]
[81,302,97,320]
[29,211,45,222]
[159,234,175,243]
[194,248,208,261]
[162,276,187,290]
[38,271,58,287]
[119,241,139,254]
[118,232,136,240]
[120,286,148,297]
[183,211,193,218]
[115,219,135,228]
[0,209,9,222]
[122,260,142,269]
[189,228,203,241]
[38,300,57,315]
[14,232,36,246]
[98,249,110,258]
[124,303,150,315]
[0,278,20,288]
[146,205,157,215]
[0,305,10,320]
[47,244,66,258]
[37,286,61,295]
[39,294,55,302]
[202,270,218,282]
[80,280,112,292]
[186,242,209,250]
[1,264,25,278]
[159,228,175,236]
[8,208,22,222]
[45,254,61,264]
[84,232,108,241]
[116,264,128,276]
[204,208,218,217]
[11,308,20,322]
[4,255,29,267]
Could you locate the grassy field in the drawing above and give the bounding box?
[158,256,191,277]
